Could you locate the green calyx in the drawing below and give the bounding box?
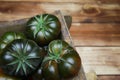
[42,40,72,66]
[43,54,63,65]
[7,41,39,75]
[43,47,63,64]
[7,52,35,75]
[33,14,49,38]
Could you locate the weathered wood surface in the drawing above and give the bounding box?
[70,23,120,46]
[0,0,120,80]
[98,75,120,80]
[0,2,120,23]
[0,0,120,4]
[76,47,120,75]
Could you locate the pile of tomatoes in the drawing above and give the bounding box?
[0,14,81,80]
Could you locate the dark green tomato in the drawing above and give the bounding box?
[0,39,45,77]
[26,14,61,46]
[58,50,81,79]
[42,60,60,80]
[32,61,60,80]
[31,50,47,80]
[0,31,26,53]
[0,69,21,80]
[41,40,81,80]
[32,67,44,80]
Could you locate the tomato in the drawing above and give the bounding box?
[0,39,45,77]
[0,31,26,53]
[34,40,81,80]
[32,67,44,80]
[26,14,61,46]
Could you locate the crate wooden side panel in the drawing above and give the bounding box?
[56,11,86,80]
[0,2,120,23]
[0,19,28,37]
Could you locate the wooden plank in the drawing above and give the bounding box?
[76,47,120,75]
[0,2,120,23]
[0,0,120,4]
[73,16,120,23]
[98,75,120,80]
[70,23,120,46]
[86,71,97,80]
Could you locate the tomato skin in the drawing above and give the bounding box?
[34,40,81,80]
[26,14,61,46]
[0,39,45,77]
[58,50,81,79]
[0,31,26,53]
[32,67,44,80]
[42,60,60,80]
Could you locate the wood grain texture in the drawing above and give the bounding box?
[98,75,120,80]
[76,47,120,75]
[0,2,119,23]
[86,71,97,80]
[0,0,120,79]
[70,23,120,46]
[0,0,120,4]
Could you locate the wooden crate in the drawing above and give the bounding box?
[56,10,87,80]
[0,11,87,80]
[0,0,120,80]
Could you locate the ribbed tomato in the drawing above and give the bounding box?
[0,39,45,77]
[0,31,26,53]
[33,40,81,80]
[26,14,61,46]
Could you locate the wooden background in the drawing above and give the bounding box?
[0,0,120,80]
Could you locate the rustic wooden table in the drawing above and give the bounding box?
[0,0,120,80]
